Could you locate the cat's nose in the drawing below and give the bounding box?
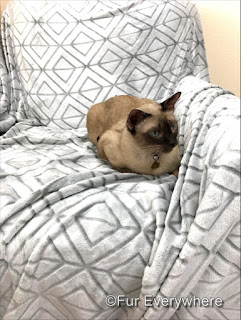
[168,136,177,147]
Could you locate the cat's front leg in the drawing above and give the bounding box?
[97,130,125,171]
[172,168,179,177]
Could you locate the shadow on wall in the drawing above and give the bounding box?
[194,0,240,97]
[0,0,8,16]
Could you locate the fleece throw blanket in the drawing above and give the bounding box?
[0,0,209,133]
[0,1,240,319]
[0,76,240,320]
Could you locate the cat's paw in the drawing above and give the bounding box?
[172,169,179,177]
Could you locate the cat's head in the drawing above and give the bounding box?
[126,92,181,154]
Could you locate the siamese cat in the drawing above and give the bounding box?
[87,93,181,176]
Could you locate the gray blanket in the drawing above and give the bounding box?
[1,76,240,320]
[0,0,209,133]
[0,1,240,320]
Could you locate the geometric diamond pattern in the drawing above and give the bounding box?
[1,76,240,320]
[0,121,177,319]
[1,1,239,320]
[47,12,69,35]
[53,57,75,82]
[0,0,209,132]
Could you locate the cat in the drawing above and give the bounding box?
[87,93,181,176]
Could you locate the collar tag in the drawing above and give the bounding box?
[151,161,159,169]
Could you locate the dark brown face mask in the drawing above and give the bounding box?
[126,92,181,153]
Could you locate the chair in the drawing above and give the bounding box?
[0,1,240,319]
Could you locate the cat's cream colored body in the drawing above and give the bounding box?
[87,95,181,176]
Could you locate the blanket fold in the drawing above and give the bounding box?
[133,77,240,320]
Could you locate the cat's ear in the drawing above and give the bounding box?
[127,109,151,133]
[161,92,181,111]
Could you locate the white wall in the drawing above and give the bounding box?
[195,0,240,97]
[0,0,8,16]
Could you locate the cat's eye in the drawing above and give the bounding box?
[171,123,177,131]
[150,130,160,137]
